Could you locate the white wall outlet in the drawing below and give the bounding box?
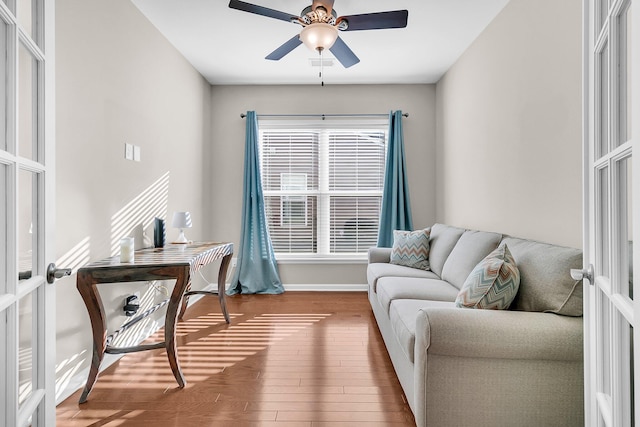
[133,145,141,162]
[124,143,134,160]
[231,257,237,268]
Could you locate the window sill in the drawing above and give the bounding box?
[275,254,368,264]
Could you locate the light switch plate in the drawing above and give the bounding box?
[133,145,141,162]
[125,143,134,160]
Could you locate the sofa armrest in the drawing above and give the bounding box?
[413,307,584,427]
[416,307,583,361]
[368,247,392,264]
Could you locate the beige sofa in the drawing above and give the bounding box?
[367,223,584,427]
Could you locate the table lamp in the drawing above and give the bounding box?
[172,211,192,244]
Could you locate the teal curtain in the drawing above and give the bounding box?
[377,110,413,247]
[227,111,284,295]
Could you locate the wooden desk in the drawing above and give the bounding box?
[76,242,233,403]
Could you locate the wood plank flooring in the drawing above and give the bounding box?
[56,292,416,427]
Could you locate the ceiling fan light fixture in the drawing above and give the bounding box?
[300,23,338,52]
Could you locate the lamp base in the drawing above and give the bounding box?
[174,229,188,244]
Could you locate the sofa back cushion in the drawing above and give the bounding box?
[503,237,583,316]
[428,224,465,277]
[441,230,503,289]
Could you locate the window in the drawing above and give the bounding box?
[280,173,308,227]
[260,119,387,259]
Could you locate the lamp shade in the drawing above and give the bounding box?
[172,212,192,229]
[300,23,338,52]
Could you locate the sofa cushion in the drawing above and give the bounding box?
[440,229,503,290]
[428,224,465,277]
[503,237,583,316]
[377,277,459,315]
[455,244,520,310]
[367,263,440,293]
[390,228,431,270]
[389,299,455,363]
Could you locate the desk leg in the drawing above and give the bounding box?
[77,274,107,404]
[165,267,190,388]
[218,254,232,323]
[177,280,192,321]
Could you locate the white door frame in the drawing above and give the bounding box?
[583,0,639,425]
[1,0,56,425]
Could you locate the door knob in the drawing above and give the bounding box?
[47,263,72,284]
[570,264,594,285]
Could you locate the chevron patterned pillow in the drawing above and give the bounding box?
[390,228,431,270]
[455,244,520,310]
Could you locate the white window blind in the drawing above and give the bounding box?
[260,119,387,258]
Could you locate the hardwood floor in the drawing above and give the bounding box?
[56,292,416,426]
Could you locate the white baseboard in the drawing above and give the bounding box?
[56,282,365,405]
[282,283,367,292]
[221,282,367,292]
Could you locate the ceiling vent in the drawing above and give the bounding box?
[309,57,335,67]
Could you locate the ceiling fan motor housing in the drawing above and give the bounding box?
[300,5,337,26]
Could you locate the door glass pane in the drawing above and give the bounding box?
[598,166,610,278]
[17,0,34,43]
[0,18,6,152]
[0,309,6,424]
[630,325,635,426]
[616,156,634,300]
[598,0,610,33]
[625,3,632,141]
[618,316,636,426]
[18,292,34,406]
[615,2,632,147]
[18,42,37,161]
[18,169,34,282]
[0,164,6,292]
[5,0,16,15]
[598,40,610,157]
[598,292,612,397]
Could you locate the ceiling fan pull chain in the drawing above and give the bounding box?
[319,49,324,86]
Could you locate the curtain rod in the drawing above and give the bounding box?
[240,113,409,119]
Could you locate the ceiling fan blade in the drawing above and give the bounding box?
[329,36,360,68]
[312,0,334,15]
[339,10,408,31]
[266,35,303,60]
[228,0,298,23]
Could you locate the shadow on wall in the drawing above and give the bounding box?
[53,171,171,402]
[55,171,172,274]
[109,171,171,254]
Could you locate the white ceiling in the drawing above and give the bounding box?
[131,0,511,85]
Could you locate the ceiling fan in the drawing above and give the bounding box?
[228,0,409,68]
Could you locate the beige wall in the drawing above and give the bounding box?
[55,0,211,399]
[435,0,583,248]
[207,84,436,285]
[51,0,583,403]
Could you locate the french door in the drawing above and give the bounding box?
[0,0,56,426]
[584,0,639,425]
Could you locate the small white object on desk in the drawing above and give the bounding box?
[120,237,135,263]
[172,211,192,244]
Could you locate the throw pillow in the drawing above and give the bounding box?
[390,228,431,270]
[455,244,520,310]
